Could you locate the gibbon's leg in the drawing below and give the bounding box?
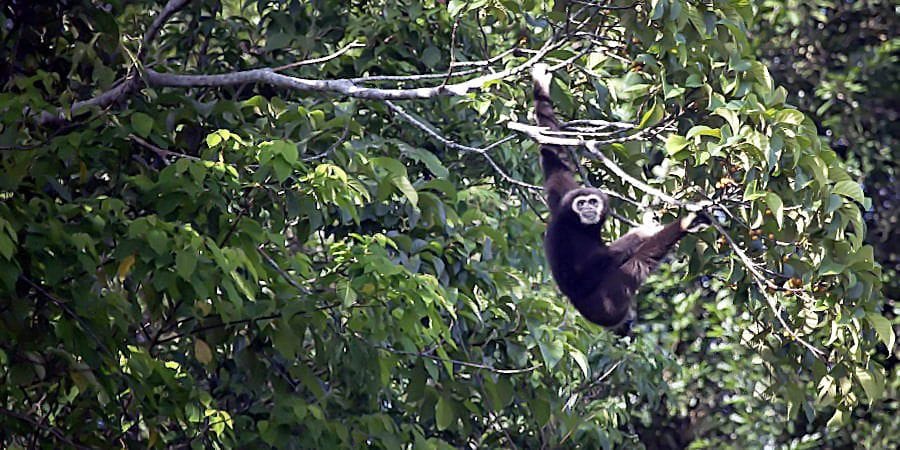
[578,283,634,327]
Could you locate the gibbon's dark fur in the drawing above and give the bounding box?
[533,64,707,327]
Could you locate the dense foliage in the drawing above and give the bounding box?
[753,0,899,445]
[0,0,894,448]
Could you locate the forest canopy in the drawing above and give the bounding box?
[0,0,896,448]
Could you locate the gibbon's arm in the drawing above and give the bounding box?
[532,64,578,212]
[606,232,646,266]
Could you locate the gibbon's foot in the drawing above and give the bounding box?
[681,212,711,233]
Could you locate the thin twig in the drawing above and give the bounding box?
[129,134,201,162]
[257,246,312,293]
[303,119,352,162]
[350,67,484,83]
[561,119,635,129]
[571,0,640,11]
[440,17,462,88]
[710,220,826,359]
[573,360,623,394]
[584,141,684,206]
[272,41,365,72]
[384,100,540,190]
[378,346,542,375]
[547,42,596,71]
[21,277,112,356]
[450,47,518,68]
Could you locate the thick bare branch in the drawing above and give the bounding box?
[143,38,558,99]
[561,119,635,130]
[349,67,484,83]
[36,39,560,127]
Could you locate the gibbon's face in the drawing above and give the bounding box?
[569,190,606,225]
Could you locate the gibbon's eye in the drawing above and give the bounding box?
[587,197,599,206]
[575,199,585,208]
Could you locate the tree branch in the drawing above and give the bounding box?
[129,134,201,162]
[140,0,193,60]
[143,38,558,99]
[257,246,312,294]
[36,0,193,126]
[378,346,542,375]
[272,41,365,72]
[384,100,540,190]
[709,220,827,359]
[0,407,91,450]
[35,37,561,128]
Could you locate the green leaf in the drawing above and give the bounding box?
[392,175,418,207]
[435,396,455,431]
[743,179,765,201]
[147,230,168,254]
[0,232,14,260]
[686,125,721,140]
[855,367,884,404]
[765,192,784,228]
[832,180,865,204]
[206,132,223,148]
[826,408,845,429]
[422,46,441,69]
[537,338,564,370]
[867,313,895,355]
[273,157,293,182]
[176,249,198,280]
[665,134,689,156]
[337,278,357,307]
[269,140,299,165]
[131,112,154,138]
[638,102,664,128]
[448,0,469,16]
[569,347,590,378]
[775,109,805,126]
[818,260,845,276]
[194,339,213,364]
[400,144,449,178]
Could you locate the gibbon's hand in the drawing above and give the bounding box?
[680,212,711,233]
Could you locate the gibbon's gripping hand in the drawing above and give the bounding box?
[680,211,711,233]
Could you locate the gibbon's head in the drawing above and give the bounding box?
[563,188,609,226]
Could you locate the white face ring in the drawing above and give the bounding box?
[571,194,603,224]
